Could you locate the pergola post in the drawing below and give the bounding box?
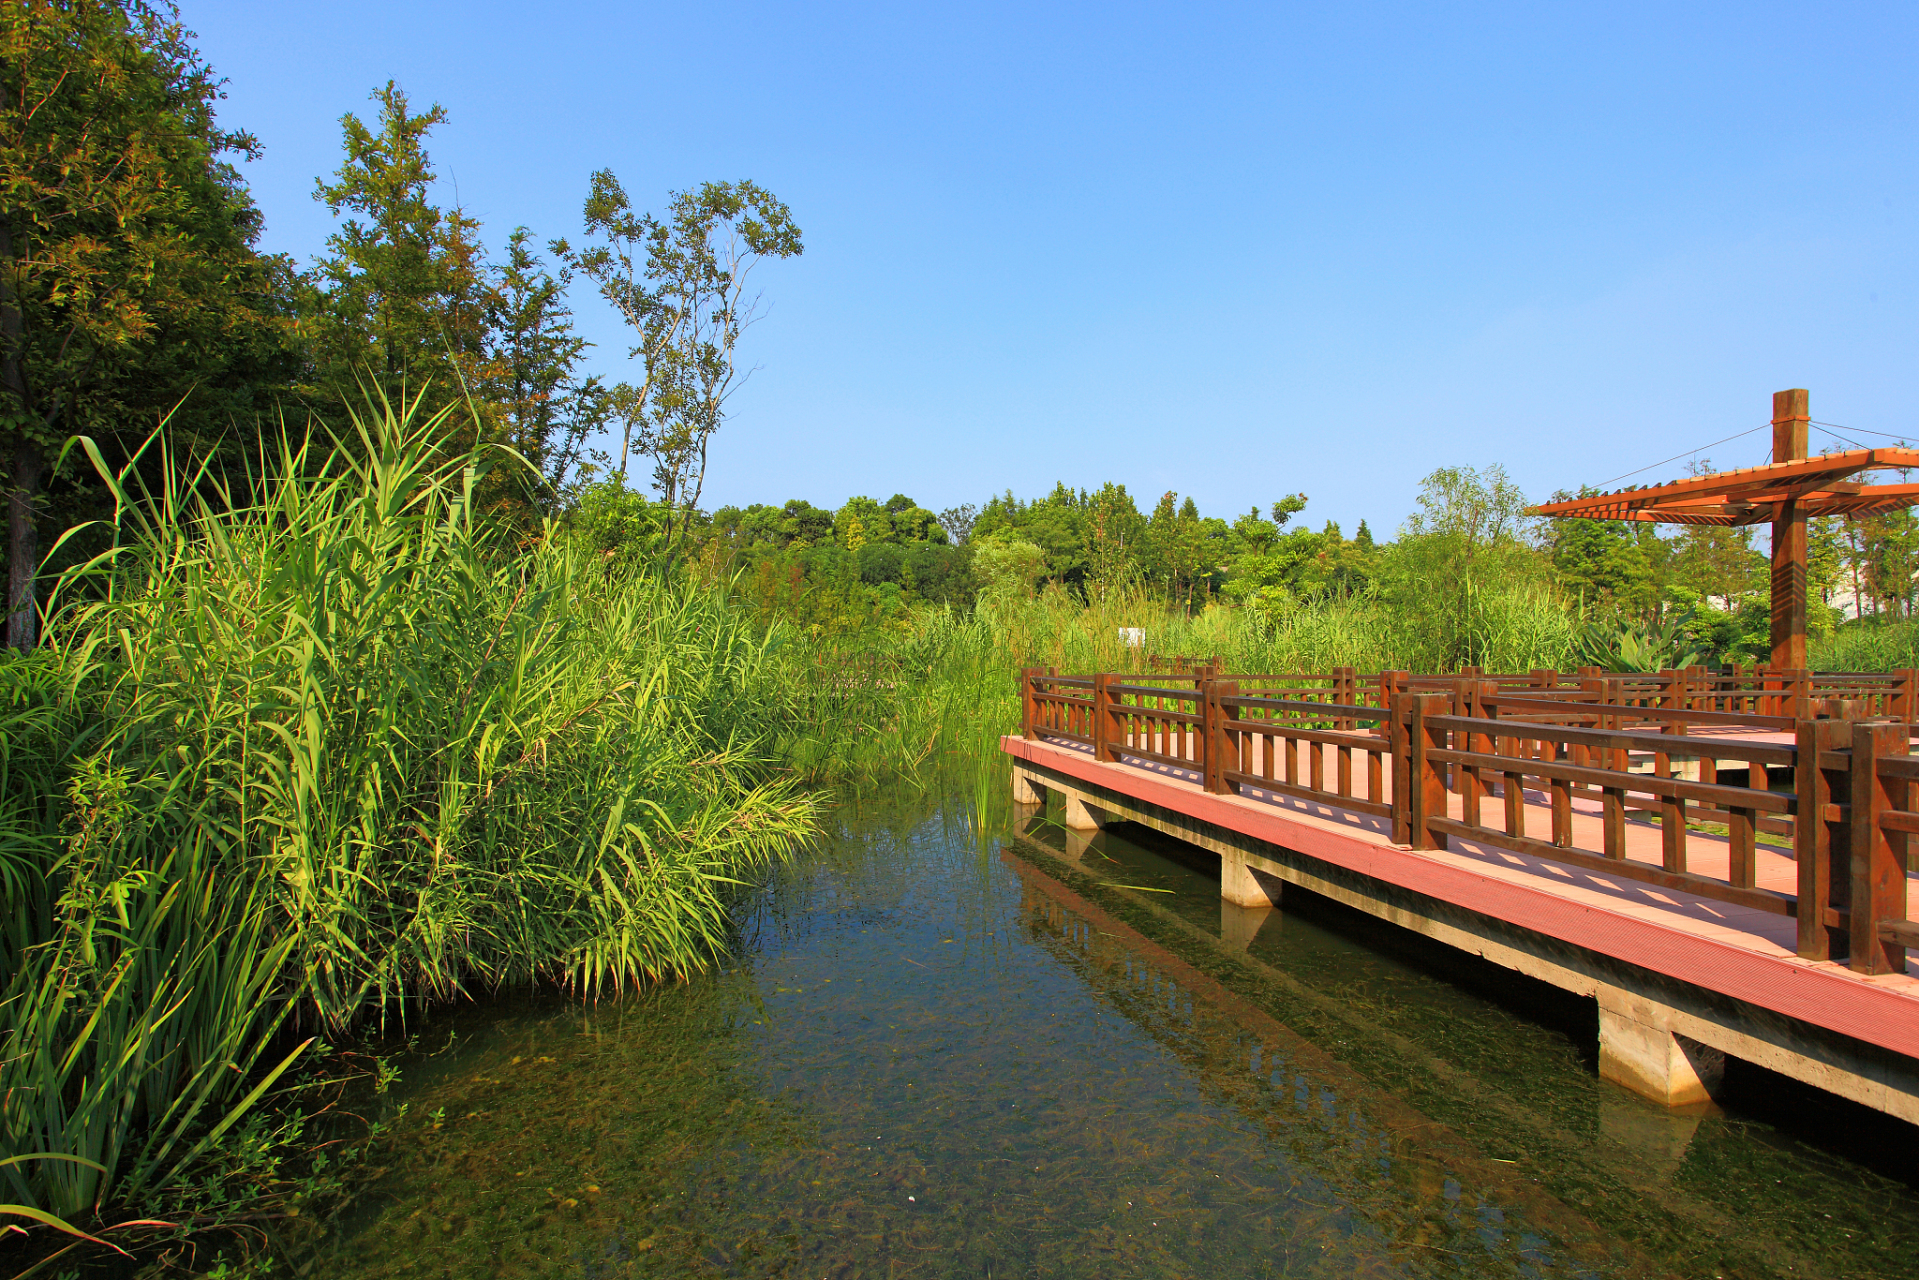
[1770,389,1810,671]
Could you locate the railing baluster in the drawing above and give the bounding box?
[1662,789,1685,874]
[1551,763,1572,848]
[1728,805,1756,888]
[1602,786,1625,859]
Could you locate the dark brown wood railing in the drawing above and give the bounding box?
[1018,666,1916,976]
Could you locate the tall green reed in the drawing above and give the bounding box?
[1811,619,1919,672]
[771,579,1583,801]
[1,395,821,1223]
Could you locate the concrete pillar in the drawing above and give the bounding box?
[1221,899,1274,952]
[1221,851,1281,908]
[1062,791,1106,831]
[1598,1000,1724,1108]
[1012,765,1044,806]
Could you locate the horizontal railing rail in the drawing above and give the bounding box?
[1019,666,1915,976]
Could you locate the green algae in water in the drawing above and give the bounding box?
[300,797,1919,1279]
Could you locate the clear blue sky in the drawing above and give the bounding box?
[187,1,1918,535]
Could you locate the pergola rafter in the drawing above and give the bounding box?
[1528,390,1918,669]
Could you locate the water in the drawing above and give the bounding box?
[304,791,1919,1279]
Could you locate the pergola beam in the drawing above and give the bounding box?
[1528,390,1919,670]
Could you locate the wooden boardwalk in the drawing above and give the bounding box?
[1004,669,1919,1122]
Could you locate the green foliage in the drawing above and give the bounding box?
[567,173,802,564]
[485,228,604,513]
[304,84,491,433]
[0,394,819,1240]
[1812,617,1919,671]
[972,536,1047,602]
[1,0,294,647]
[1574,616,1705,673]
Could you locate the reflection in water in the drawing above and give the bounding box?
[304,797,1919,1279]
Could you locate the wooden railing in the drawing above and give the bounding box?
[1019,667,1917,976]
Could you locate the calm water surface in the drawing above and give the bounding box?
[307,791,1919,1279]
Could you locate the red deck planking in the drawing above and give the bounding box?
[1004,733,1919,1061]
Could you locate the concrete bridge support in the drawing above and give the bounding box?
[1597,997,1725,1109]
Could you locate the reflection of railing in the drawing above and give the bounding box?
[1018,666,1916,977]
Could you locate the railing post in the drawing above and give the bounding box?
[1897,668,1918,723]
[1092,673,1117,763]
[1020,667,1037,739]
[1400,691,1450,851]
[1205,678,1242,794]
[1378,670,1409,739]
[1201,678,1220,792]
[1334,665,1356,731]
[1850,720,1910,975]
[1795,717,1849,962]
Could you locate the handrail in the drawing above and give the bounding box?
[1485,694,1797,732]
[1018,666,1916,976]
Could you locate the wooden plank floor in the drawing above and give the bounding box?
[1007,730,1919,1057]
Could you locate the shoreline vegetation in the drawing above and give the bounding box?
[7,5,1919,1274]
[7,402,1919,1273]
[1,401,824,1270]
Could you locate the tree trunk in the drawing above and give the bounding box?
[7,433,43,651]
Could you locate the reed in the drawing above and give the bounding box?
[1,395,821,1227]
[1811,619,1919,672]
[772,578,1583,797]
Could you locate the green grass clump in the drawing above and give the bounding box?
[0,397,821,1231]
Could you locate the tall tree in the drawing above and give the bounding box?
[1,0,290,649]
[647,182,802,563]
[573,175,802,565]
[303,82,491,436]
[485,227,601,513]
[567,170,674,483]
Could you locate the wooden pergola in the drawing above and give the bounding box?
[1530,390,1919,669]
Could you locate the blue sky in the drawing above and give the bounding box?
[187,1,1917,534]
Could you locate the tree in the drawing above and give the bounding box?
[640,181,802,566]
[570,175,803,568]
[2,0,290,648]
[1388,464,1548,666]
[1402,464,1534,553]
[937,502,977,545]
[485,227,601,513]
[568,170,675,482]
[303,83,491,437]
[1669,523,1761,612]
[1143,492,1208,609]
[1084,482,1143,600]
[1855,509,1919,618]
